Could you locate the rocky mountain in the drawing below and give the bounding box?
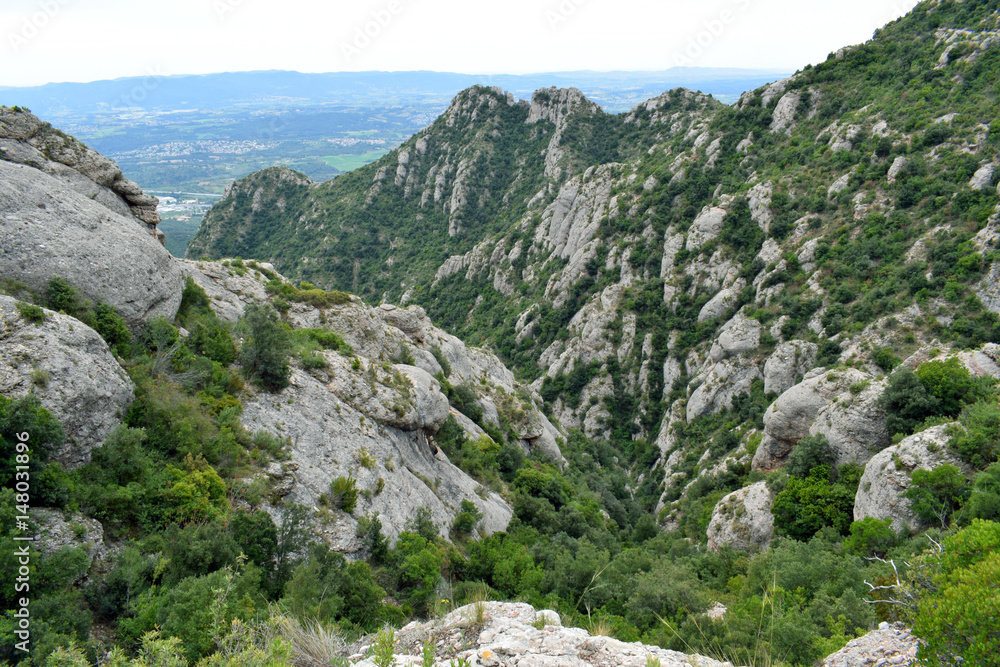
[3,2,1000,666]
[189,0,1000,531]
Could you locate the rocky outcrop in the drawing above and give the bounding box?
[753,368,889,472]
[854,424,968,531]
[355,602,730,667]
[820,622,920,667]
[685,205,727,250]
[0,297,134,468]
[969,163,995,191]
[763,340,819,395]
[0,108,162,231]
[178,260,276,323]
[706,481,774,552]
[0,160,183,324]
[241,368,512,551]
[33,508,112,582]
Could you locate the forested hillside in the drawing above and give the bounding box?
[1,1,999,666]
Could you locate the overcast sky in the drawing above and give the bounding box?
[2,0,921,87]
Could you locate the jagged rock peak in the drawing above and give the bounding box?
[527,86,601,128]
[0,106,163,235]
[442,85,519,126]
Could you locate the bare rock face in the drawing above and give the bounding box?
[0,161,182,324]
[706,481,774,553]
[0,107,161,231]
[0,297,134,468]
[685,205,728,250]
[969,163,995,191]
[363,602,731,667]
[178,260,276,323]
[753,368,889,472]
[820,622,920,667]
[687,356,762,421]
[854,424,968,531]
[241,369,512,550]
[764,340,819,395]
[771,91,801,133]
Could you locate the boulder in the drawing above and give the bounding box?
[771,91,801,133]
[685,206,727,250]
[763,340,819,395]
[0,161,183,324]
[0,297,134,468]
[178,260,276,323]
[820,622,920,667]
[710,312,761,362]
[753,368,889,471]
[687,356,762,421]
[371,602,730,667]
[706,481,775,552]
[854,424,968,531]
[887,156,908,183]
[969,163,995,191]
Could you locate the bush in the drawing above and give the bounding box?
[912,520,1000,666]
[786,434,835,478]
[328,476,358,514]
[452,499,484,536]
[873,346,901,373]
[843,517,899,557]
[964,463,1000,523]
[904,464,969,529]
[15,301,46,324]
[879,367,941,437]
[238,303,291,391]
[914,358,976,417]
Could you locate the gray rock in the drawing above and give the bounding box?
[887,156,908,183]
[753,368,888,471]
[821,622,920,667]
[977,260,1000,314]
[697,283,744,323]
[763,341,819,395]
[828,171,853,196]
[0,108,162,229]
[32,508,111,581]
[0,297,134,468]
[706,481,774,552]
[241,368,512,550]
[685,206,727,250]
[854,425,969,531]
[771,91,801,134]
[178,260,279,323]
[687,356,762,421]
[0,161,183,324]
[379,602,730,667]
[711,312,761,362]
[377,304,430,342]
[969,163,995,191]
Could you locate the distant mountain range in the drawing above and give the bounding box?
[0,68,792,117]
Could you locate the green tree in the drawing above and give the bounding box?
[786,434,835,478]
[879,367,941,437]
[238,303,291,391]
[904,464,969,529]
[843,517,899,557]
[914,358,976,417]
[964,462,1000,522]
[911,520,1000,666]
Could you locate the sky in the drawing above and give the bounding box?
[2,0,922,88]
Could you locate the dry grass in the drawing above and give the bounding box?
[272,613,348,667]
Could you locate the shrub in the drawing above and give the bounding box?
[914,358,976,417]
[904,464,969,529]
[329,476,358,514]
[873,346,901,373]
[238,303,291,391]
[452,499,483,536]
[786,434,835,478]
[879,367,941,437]
[912,520,1000,666]
[964,463,1000,523]
[86,302,131,355]
[843,517,899,557]
[16,301,46,324]
[46,276,79,314]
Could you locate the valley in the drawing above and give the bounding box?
[1,2,999,666]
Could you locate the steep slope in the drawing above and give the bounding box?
[191,1,1000,526]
